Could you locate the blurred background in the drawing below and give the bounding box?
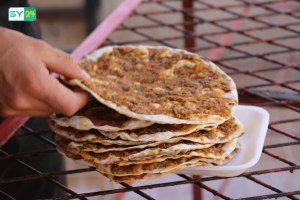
[25,0,300,200]
[30,0,115,51]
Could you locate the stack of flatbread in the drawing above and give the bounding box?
[49,46,244,183]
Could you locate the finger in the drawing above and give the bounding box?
[5,100,54,116]
[39,43,89,80]
[21,97,58,114]
[41,76,89,116]
[1,109,51,117]
[21,110,52,116]
[0,91,53,114]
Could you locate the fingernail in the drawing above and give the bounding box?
[80,70,90,79]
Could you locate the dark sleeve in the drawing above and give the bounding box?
[0,0,41,39]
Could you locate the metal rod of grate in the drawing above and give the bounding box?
[0,0,300,199]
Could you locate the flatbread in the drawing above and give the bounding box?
[68,146,239,177]
[50,117,243,146]
[68,139,214,154]
[102,172,171,183]
[49,120,148,146]
[57,141,238,182]
[101,171,175,183]
[55,131,239,162]
[50,120,215,144]
[178,117,244,144]
[100,147,237,182]
[99,117,242,142]
[101,169,202,183]
[99,123,215,142]
[71,45,238,125]
[97,147,239,176]
[51,98,153,131]
[98,156,213,176]
[62,138,239,166]
[117,139,240,166]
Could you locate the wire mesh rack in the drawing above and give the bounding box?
[1,0,300,199]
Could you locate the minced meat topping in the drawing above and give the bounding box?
[80,46,237,120]
[76,98,131,127]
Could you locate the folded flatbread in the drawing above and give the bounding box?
[50,117,243,145]
[71,45,238,125]
[51,98,153,131]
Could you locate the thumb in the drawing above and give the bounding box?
[43,76,89,116]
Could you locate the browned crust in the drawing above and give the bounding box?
[49,119,149,146]
[55,98,133,127]
[79,46,237,121]
[187,118,239,139]
[50,117,240,146]
[107,123,200,136]
[54,134,240,182]
[54,134,236,166]
[100,171,172,183]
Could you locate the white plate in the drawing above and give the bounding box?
[177,105,269,177]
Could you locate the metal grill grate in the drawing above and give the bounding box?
[1,0,300,199]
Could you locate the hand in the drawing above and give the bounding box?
[0,28,89,116]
